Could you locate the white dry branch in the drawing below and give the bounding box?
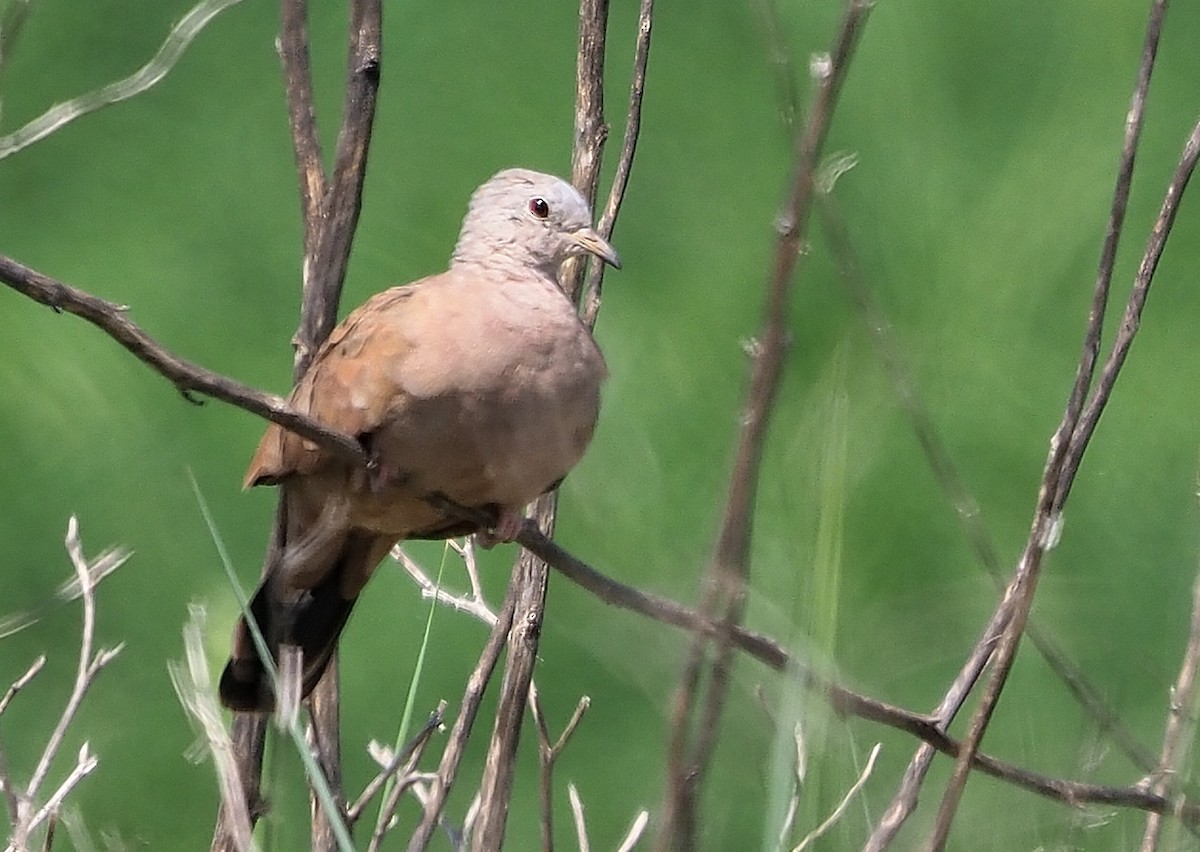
[396,542,649,852]
[2,517,128,852]
[0,0,246,160]
[792,743,881,852]
[168,604,258,852]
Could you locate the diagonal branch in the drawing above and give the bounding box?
[926,5,1192,846]
[658,3,870,848]
[0,252,368,467]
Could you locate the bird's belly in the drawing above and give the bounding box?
[353,362,602,534]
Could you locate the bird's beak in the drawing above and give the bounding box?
[571,227,622,269]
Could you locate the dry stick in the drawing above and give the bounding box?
[580,0,655,328]
[0,253,367,468]
[470,1,653,847]
[657,4,870,849]
[932,116,1200,852]
[472,496,556,852]
[348,702,447,826]
[406,581,519,851]
[531,686,591,852]
[216,1,382,850]
[9,520,123,850]
[1138,550,1200,849]
[818,200,1162,852]
[755,1,1151,834]
[926,17,1187,849]
[822,195,1156,773]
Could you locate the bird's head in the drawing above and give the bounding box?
[452,168,621,278]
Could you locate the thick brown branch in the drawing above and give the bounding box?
[0,253,368,467]
[279,0,324,251]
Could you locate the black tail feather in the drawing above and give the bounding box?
[218,545,362,713]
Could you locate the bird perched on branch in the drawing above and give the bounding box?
[219,168,620,712]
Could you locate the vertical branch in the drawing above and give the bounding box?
[215,1,382,850]
[278,0,325,274]
[406,583,519,851]
[475,38,614,816]
[656,3,870,849]
[470,509,554,851]
[1139,561,1200,851]
[580,0,654,327]
[926,14,1193,845]
[469,1,653,847]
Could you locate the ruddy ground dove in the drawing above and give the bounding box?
[218,168,619,712]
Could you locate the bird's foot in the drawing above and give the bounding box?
[477,508,527,549]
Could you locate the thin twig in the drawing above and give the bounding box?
[0,0,246,160]
[22,746,97,839]
[1138,561,1200,851]
[25,520,123,802]
[395,545,497,626]
[406,579,519,851]
[658,4,870,849]
[348,701,446,825]
[6,520,124,851]
[792,743,880,851]
[568,783,590,852]
[615,810,650,852]
[532,686,591,852]
[927,4,1182,846]
[0,657,45,720]
[580,0,655,327]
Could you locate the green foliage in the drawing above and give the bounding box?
[3,0,1200,848]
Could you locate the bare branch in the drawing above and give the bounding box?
[580,0,655,327]
[0,253,369,468]
[169,605,257,852]
[659,4,870,848]
[0,0,247,160]
[531,685,591,852]
[615,810,650,852]
[928,5,1187,846]
[25,520,123,803]
[1138,562,1200,851]
[406,579,519,851]
[792,743,880,851]
[21,745,97,839]
[0,657,44,720]
[568,783,589,852]
[3,520,125,851]
[349,701,445,825]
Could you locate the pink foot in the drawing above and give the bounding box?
[477,508,526,549]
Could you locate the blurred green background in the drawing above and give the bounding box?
[3,0,1200,848]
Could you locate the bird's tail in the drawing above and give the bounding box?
[218,531,392,713]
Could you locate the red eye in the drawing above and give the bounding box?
[529,197,549,219]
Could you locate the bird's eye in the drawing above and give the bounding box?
[529,197,550,219]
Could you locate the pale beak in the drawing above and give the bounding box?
[571,227,622,269]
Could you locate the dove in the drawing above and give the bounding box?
[219,168,619,712]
